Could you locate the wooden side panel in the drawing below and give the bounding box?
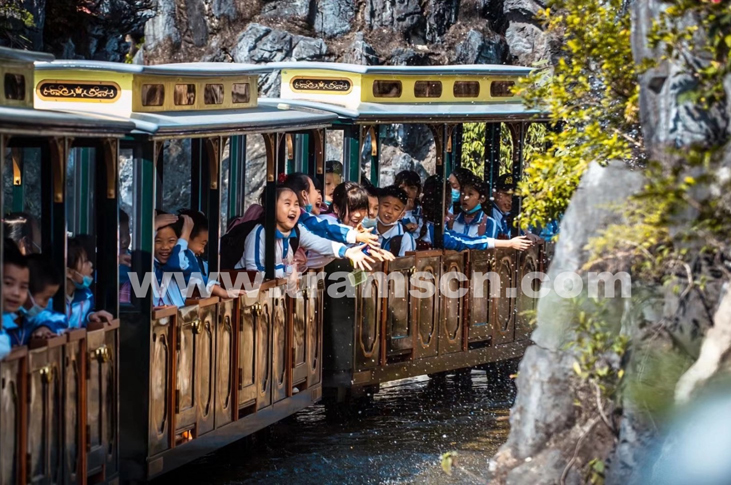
[86,321,119,480]
[256,294,272,410]
[306,277,323,386]
[215,299,235,428]
[291,291,308,386]
[175,305,199,431]
[355,266,382,371]
[469,250,494,343]
[385,256,414,359]
[516,245,541,342]
[63,331,86,485]
[196,303,216,436]
[271,287,289,404]
[493,249,518,345]
[148,314,173,456]
[439,252,466,355]
[0,349,26,485]
[27,340,64,484]
[414,254,440,359]
[238,300,257,408]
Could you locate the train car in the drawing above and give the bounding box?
[27,57,338,482]
[0,47,135,485]
[267,62,552,401]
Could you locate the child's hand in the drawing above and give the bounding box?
[509,236,532,251]
[155,213,178,230]
[405,223,418,232]
[180,215,194,241]
[354,225,380,247]
[369,247,395,262]
[345,244,374,271]
[525,233,544,245]
[89,310,114,325]
[31,327,55,339]
[119,252,132,267]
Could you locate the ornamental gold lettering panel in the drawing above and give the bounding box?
[291,77,352,94]
[36,80,121,103]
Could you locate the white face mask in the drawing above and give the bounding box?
[361,217,377,229]
[376,216,398,227]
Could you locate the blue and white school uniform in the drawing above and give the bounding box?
[29,309,68,335]
[154,239,195,307]
[0,317,11,359]
[491,204,512,238]
[3,312,31,346]
[238,223,347,278]
[66,288,94,329]
[298,210,359,245]
[450,210,497,238]
[420,222,497,251]
[377,222,415,257]
[401,207,424,236]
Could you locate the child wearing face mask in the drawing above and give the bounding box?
[2,241,28,354]
[66,237,113,328]
[21,254,66,336]
[449,175,497,238]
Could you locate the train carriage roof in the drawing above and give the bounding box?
[0,106,135,137]
[268,61,546,123]
[34,60,274,76]
[127,99,338,137]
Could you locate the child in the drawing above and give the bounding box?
[237,187,372,277]
[282,173,379,247]
[418,175,531,252]
[178,209,242,298]
[447,167,474,215]
[375,185,415,257]
[119,209,132,304]
[153,212,195,307]
[2,241,29,352]
[23,254,66,336]
[490,173,514,238]
[363,184,379,229]
[394,170,423,236]
[324,160,343,207]
[328,182,369,228]
[66,237,113,327]
[449,174,497,237]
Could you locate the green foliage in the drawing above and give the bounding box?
[0,1,35,48]
[514,0,642,232]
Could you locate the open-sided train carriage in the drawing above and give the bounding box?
[268,62,552,400]
[0,47,134,485]
[26,56,336,481]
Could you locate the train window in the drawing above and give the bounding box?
[174,84,196,106]
[160,139,192,213]
[232,83,250,104]
[2,147,43,246]
[220,139,231,229]
[66,147,96,238]
[453,81,480,98]
[414,81,442,98]
[372,81,402,98]
[141,84,165,106]
[204,84,224,105]
[491,81,515,97]
[4,73,25,100]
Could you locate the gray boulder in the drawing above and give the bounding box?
[144,0,181,53]
[505,21,551,65]
[366,0,425,43]
[184,0,209,47]
[342,33,380,65]
[451,29,508,65]
[260,0,311,22]
[314,0,355,39]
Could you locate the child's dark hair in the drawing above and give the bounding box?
[156,210,184,238]
[461,174,489,212]
[27,254,61,296]
[449,167,475,213]
[178,209,209,239]
[326,160,343,176]
[3,238,27,268]
[379,185,409,207]
[421,175,442,223]
[394,170,422,194]
[4,212,40,254]
[311,177,323,193]
[67,237,90,271]
[331,182,369,220]
[364,184,380,199]
[119,209,130,225]
[282,172,312,202]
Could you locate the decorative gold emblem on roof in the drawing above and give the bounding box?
[292,77,352,93]
[37,80,121,102]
